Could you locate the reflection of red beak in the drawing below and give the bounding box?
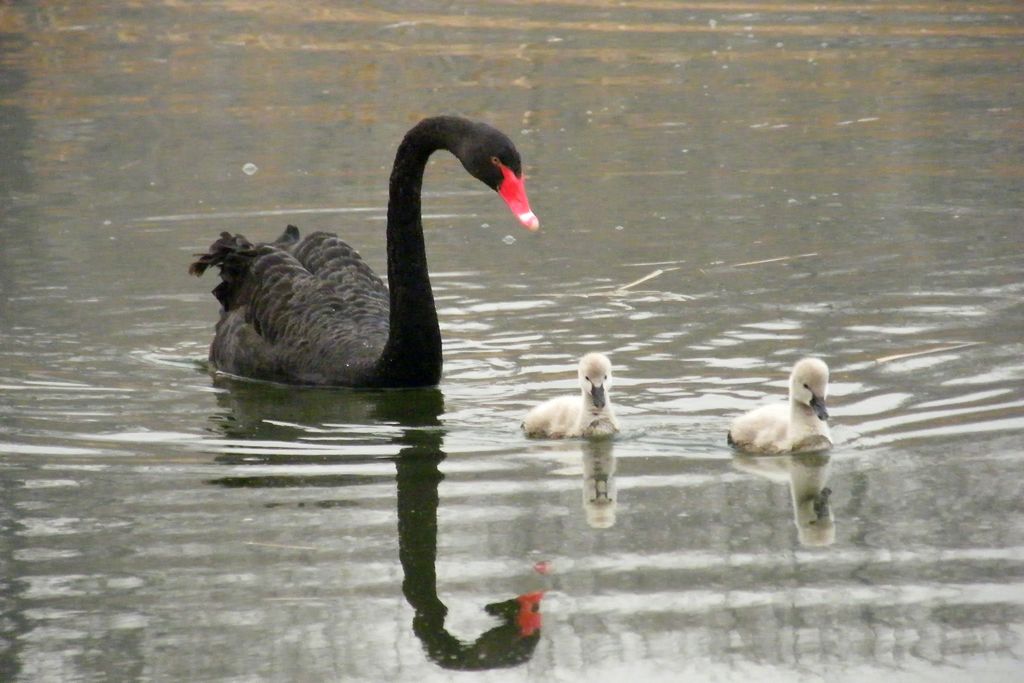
[497,164,540,231]
[515,591,545,637]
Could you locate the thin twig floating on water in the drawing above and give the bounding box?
[616,268,668,292]
[577,266,693,299]
[244,541,319,551]
[731,252,818,268]
[875,342,983,364]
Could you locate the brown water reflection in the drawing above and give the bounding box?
[1,0,1023,680]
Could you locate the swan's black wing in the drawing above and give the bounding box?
[191,226,390,385]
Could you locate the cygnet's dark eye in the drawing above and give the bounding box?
[604,375,608,381]
[803,383,810,390]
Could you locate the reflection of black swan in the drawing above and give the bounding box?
[397,444,543,670]
[190,116,539,387]
[205,385,543,669]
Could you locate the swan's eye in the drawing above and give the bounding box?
[490,156,501,167]
[803,383,810,390]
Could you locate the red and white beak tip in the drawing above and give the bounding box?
[518,210,540,231]
[497,163,540,232]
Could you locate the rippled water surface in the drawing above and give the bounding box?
[2,1,1023,681]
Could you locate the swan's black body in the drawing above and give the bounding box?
[190,116,534,387]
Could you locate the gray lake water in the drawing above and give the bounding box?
[2,1,1023,681]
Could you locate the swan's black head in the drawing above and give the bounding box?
[454,120,539,231]
[455,122,521,186]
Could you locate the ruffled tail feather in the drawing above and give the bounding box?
[189,225,300,310]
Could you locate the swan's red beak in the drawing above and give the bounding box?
[497,164,540,231]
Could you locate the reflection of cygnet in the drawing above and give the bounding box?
[728,358,832,454]
[581,440,617,528]
[732,453,835,546]
[522,353,620,439]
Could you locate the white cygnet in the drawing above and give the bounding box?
[522,353,620,439]
[728,357,832,454]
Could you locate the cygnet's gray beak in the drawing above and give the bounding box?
[591,384,606,409]
[809,393,829,421]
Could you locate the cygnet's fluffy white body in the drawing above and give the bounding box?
[728,358,832,454]
[522,353,620,439]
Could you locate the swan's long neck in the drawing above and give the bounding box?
[788,399,814,433]
[788,398,831,444]
[376,117,471,386]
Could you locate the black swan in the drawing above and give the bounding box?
[189,116,539,387]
